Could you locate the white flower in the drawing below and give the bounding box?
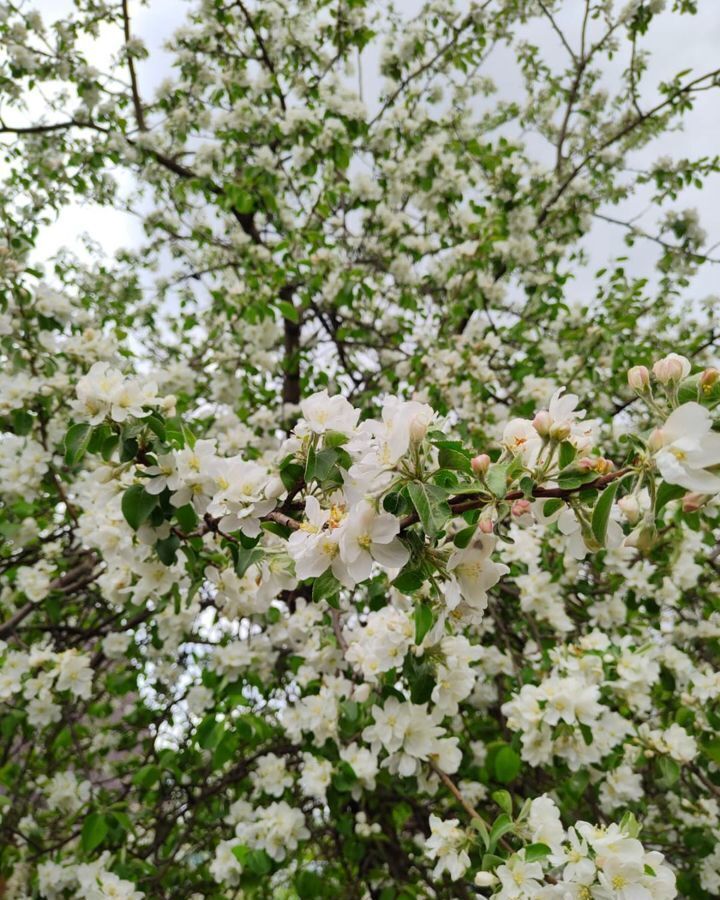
[251,753,293,797]
[503,418,542,465]
[496,851,545,898]
[300,389,359,435]
[288,495,353,585]
[299,753,333,800]
[425,814,470,880]
[339,500,408,581]
[652,353,691,384]
[54,651,93,699]
[653,402,720,493]
[444,536,509,616]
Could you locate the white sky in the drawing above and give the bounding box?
[26,0,720,306]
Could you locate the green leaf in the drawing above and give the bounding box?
[494,745,521,784]
[491,789,513,816]
[324,430,348,448]
[132,764,161,789]
[471,816,490,849]
[312,568,341,604]
[233,545,263,578]
[277,300,299,323]
[524,842,551,862]
[11,409,33,435]
[488,813,514,850]
[175,504,198,532]
[393,569,425,594]
[591,480,620,545]
[247,849,272,875]
[155,534,180,565]
[655,481,686,513]
[65,423,93,465]
[407,481,450,538]
[414,601,434,644]
[312,448,339,482]
[144,415,166,441]
[542,498,563,518]
[438,446,472,473]
[656,755,680,787]
[392,802,413,830]
[485,464,508,499]
[213,730,240,769]
[558,441,576,468]
[121,485,159,530]
[280,461,304,491]
[701,736,720,764]
[81,812,108,854]
[453,524,477,548]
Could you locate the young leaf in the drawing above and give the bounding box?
[485,464,508,499]
[494,745,521,784]
[121,485,159,530]
[591,480,620,545]
[65,423,93,465]
[414,601,434,644]
[407,481,450,538]
[81,812,108,854]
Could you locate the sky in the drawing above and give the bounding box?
[25,0,720,308]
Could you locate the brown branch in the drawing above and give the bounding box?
[121,0,147,131]
[539,67,720,224]
[400,467,631,530]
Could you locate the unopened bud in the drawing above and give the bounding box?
[478,511,495,534]
[625,520,657,552]
[471,453,491,476]
[617,494,641,524]
[352,683,371,703]
[474,872,497,887]
[647,427,665,453]
[511,499,532,517]
[682,492,707,513]
[577,456,613,475]
[532,410,552,437]
[409,415,429,443]
[549,421,571,442]
[627,365,650,392]
[700,367,720,394]
[652,353,690,384]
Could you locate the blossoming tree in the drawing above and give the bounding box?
[2,0,720,897]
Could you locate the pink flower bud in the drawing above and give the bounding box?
[700,367,720,394]
[511,499,531,517]
[478,515,495,534]
[532,410,552,437]
[471,453,491,475]
[627,365,650,392]
[682,492,707,513]
[652,353,690,384]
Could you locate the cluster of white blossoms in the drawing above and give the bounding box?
[361,696,461,777]
[210,799,310,882]
[0,644,93,727]
[38,854,144,899]
[5,256,720,898]
[425,797,676,898]
[0,433,49,499]
[502,672,631,771]
[73,361,172,425]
